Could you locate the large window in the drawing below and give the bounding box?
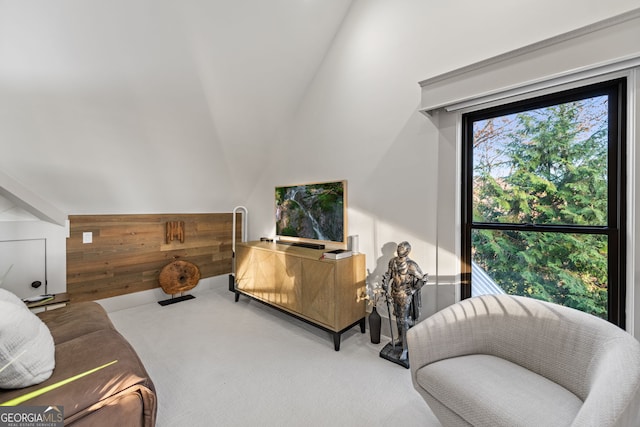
[461,78,626,326]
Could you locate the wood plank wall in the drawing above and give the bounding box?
[67,213,239,302]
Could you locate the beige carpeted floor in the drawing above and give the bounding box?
[107,283,441,427]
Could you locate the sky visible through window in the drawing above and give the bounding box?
[472,95,609,226]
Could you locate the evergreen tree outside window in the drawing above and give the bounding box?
[461,78,626,326]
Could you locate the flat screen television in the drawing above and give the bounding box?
[275,180,347,247]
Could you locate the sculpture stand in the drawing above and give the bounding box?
[158,294,195,306]
[379,342,409,369]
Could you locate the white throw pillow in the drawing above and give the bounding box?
[0,300,55,389]
[0,288,24,307]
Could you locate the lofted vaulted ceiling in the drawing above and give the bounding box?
[3,0,639,220]
[0,0,353,214]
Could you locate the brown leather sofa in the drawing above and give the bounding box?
[0,302,157,426]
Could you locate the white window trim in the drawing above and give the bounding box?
[419,8,640,115]
[423,8,640,335]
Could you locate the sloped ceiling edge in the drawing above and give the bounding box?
[0,170,67,225]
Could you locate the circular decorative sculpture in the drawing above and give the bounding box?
[159,260,201,295]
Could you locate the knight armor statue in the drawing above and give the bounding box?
[381,241,428,362]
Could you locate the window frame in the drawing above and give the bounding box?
[461,77,627,327]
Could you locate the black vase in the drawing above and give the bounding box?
[369,307,381,344]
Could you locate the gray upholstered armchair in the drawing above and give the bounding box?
[407,294,640,427]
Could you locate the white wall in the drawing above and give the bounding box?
[0,220,67,297]
[0,178,66,298]
[247,0,640,320]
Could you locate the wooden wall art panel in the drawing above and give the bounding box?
[67,213,239,302]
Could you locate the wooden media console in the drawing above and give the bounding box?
[233,241,366,350]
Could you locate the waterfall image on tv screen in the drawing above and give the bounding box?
[275,181,346,244]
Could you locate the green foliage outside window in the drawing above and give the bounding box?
[472,96,609,317]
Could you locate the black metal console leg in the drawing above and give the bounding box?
[333,333,341,351]
[359,317,366,333]
[234,292,240,302]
